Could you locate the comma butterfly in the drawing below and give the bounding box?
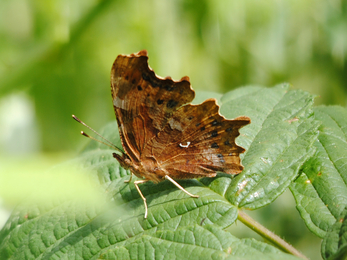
[74,50,250,218]
[110,50,250,218]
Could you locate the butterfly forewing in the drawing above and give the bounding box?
[111,50,195,162]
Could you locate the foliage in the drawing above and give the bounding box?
[2,86,347,259]
[1,1,347,259]
[0,0,346,151]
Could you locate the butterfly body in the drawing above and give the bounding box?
[110,50,251,217]
[113,152,168,183]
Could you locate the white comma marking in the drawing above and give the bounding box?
[179,141,191,148]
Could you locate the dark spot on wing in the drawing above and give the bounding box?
[211,143,219,148]
[212,120,221,126]
[151,81,160,88]
[132,79,136,84]
[164,85,174,91]
[125,75,129,80]
[145,73,160,87]
[211,131,218,137]
[142,73,149,81]
[200,126,205,131]
[226,127,233,132]
[157,99,164,105]
[217,154,225,163]
[188,116,194,120]
[167,99,178,108]
[137,85,142,91]
[196,122,201,127]
[224,140,230,145]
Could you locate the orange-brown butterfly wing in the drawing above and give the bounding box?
[142,99,251,179]
[110,50,195,163]
[111,50,250,181]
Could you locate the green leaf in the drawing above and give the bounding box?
[0,87,315,259]
[99,225,300,260]
[322,206,347,260]
[191,90,222,105]
[0,149,239,259]
[290,106,347,239]
[220,85,320,209]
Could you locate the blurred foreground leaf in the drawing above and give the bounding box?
[0,155,104,206]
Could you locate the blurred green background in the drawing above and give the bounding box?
[0,0,346,259]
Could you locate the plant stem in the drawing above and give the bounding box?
[238,210,309,260]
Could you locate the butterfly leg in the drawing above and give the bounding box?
[165,175,199,198]
[124,173,133,183]
[134,179,149,218]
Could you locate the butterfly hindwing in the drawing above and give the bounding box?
[142,99,250,179]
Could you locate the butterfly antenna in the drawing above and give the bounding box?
[72,115,123,153]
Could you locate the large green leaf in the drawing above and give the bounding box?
[321,206,347,260]
[0,86,316,259]
[289,106,347,259]
[220,85,320,209]
[0,149,299,260]
[99,225,300,260]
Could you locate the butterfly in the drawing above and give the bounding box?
[109,50,251,218]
